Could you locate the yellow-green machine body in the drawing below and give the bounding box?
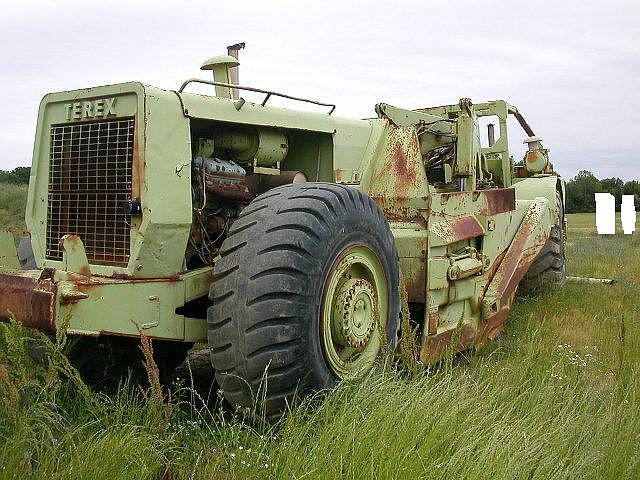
[0,54,563,364]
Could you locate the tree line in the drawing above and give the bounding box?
[0,166,30,185]
[1,166,637,214]
[565,170,640,213]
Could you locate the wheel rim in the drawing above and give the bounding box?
[320,244,388,379]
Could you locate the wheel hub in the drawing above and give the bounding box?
[332,278,378,348]
[320,244,388,378]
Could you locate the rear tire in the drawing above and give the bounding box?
[207,182,401,420]
[172,348,219,407]
[521,190,566,290]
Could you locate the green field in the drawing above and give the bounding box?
[0,183,27,234]
[0,186,638,479]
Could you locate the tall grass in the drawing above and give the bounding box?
[0,214,638,479]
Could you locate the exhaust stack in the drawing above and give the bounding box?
[200,42,245,100]
[227,42,245,99]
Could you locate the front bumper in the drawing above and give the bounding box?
[0,269,57,334]
[0,267,212,342]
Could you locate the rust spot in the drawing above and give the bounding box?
[432,216,484,244]
[481,188,516,215]
[67,272,92,284]
[420,305,512,363]
[475,306,510,348]
[370,196,427,227]
[496,217,544,299]
[207,184,255,202]
[59,290,89,305]
[108,272,139,280]
[59,234,80,251]
[58,234,91,277]
[108,271,181,282]
[482,205,548,303]
[439,191,467,202]
[427,309,439,335]
[392,141,412,188]
[373,126,422,197]
[420,323,477,363]
[501,248,538,299]
[109,271,136,280]
[403,266,426,303]
[0,273,57,334]
[389,133,422,194]
[451,216,484,239]
[367,126,428,223]
[421,328,453,362]
[513,165,528,178]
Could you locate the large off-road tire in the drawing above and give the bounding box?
[208,182,401,419]
[521,190,566,290]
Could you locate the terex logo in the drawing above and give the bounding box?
[64,98,117,120]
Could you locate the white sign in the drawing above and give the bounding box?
[594,193,636,235]
[621,195,637,234]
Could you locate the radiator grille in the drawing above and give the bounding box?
[46,118,135,266]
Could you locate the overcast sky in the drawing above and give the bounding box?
[1,0,638,180]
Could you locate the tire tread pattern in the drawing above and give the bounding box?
[207,182,400,418]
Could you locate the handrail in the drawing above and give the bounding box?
[178,78,336,114]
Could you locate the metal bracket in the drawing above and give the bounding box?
[375,103,454,133]
[60,235,90,277]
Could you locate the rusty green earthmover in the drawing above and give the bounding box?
[0,48,565,418]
